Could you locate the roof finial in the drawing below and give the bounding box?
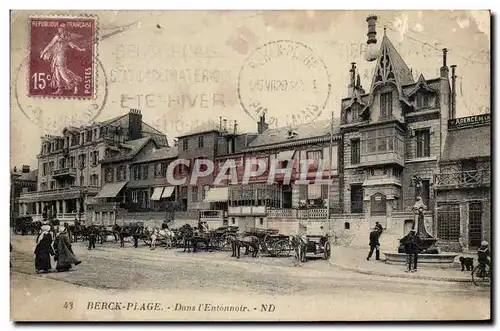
[384,25,387,36]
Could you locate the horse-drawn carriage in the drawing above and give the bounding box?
[303,234,331,260]
[243,227,292,257]
[12,216,39,235]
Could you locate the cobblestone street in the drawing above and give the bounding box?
[10,235,491,321]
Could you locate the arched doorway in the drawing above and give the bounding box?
[403,219,414,236]
[370,193,387,216]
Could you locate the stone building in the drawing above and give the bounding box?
[18,109,167,224]
[10,165,38,219]
[434,113,491,251]
[337,33,458,248]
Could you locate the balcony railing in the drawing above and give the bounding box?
[434,169,490,189]
[18,186,100,202]
[200,210,225,220]
[228,206,266,216]
[267,208,328,219]
[52,167,77,177]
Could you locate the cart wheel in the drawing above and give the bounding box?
[272,240,292,257]
[324,241,331,260]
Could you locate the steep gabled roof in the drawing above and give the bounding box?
[406,74,438,98]
[131,147,179,164]
[101,137,155,164]
[361,35,415,116]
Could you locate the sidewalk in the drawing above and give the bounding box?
[329,246,473,282]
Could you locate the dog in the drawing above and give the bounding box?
[459,256,474,271]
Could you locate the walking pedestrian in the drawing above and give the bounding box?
[87,224,97,250]
[54,225,81,272]
[34,224,55,273]
[131,223,140,248]
[366,227,381,261]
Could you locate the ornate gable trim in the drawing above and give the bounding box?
[406,74,437,98]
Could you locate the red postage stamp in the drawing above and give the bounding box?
[28,16,97,99]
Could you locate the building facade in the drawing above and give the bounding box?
[434,113,491,252]
[18,109,168,224]
[10,165,38,219]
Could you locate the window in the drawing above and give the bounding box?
[131,190,138,203]
[154,163,162,177]
[198,136,204,148]
[380,92,393,118]
[116,165,126,181]
[192,186,199,202]
[344,222,350,230]
[351,139,360,164]
[370,193,387,216]
[132,165,141,180]
[105,168,114,183]
[416,93,431,108]
[86,131,92,142]
[90,174,99,186]
[231,218,235,225]
[182,139,188,150]
[350,184,363,213]
[437,203,460,241]
[298,185,308,201]
[91,151,99,166]
[415,129,430,158]
[42,163,47,176]
[259,218,264,225]
[79,154,87,167]
[161,162,168,177]
[307,150,322,171]
[142,165,149,180]
[50,181,56,190]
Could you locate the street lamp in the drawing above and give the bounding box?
[78,164,85,225]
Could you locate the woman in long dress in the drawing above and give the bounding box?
[39,24,86,95]
[54,225,81,272]
[34,225,54,273]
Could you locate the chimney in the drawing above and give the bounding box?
[13,166,17,172]
[22,165,30,173]
[348,63,356,97]
[257,113,269,134]
[219,116,223,131]
[233,120,238,134]
[128,109,143,140]
[440,48,449,78]
[223,119,227,132]
[450,65,457,119]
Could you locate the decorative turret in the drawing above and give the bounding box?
[364,15,380,62]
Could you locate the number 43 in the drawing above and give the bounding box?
[32,73,51,90]
[63,302,74,309]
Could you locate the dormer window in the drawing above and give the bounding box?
[416,93,431,109]
[380,92,393,118]
[287,130,298,139]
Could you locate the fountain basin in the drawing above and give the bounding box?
[384,252,458,269]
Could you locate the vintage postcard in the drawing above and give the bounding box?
[10,10,491,322]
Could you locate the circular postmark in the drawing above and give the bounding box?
[14,57,108,133]
[238,40,331,127]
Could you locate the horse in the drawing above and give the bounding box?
[149,227,175,250]
[97,225,119,244]
[228,233,260,259]
[116,223,143,248]
[289,234,308,265]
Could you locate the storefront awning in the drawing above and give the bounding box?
[94,182,128,199]
[150,187,164,201]
[161,186,175,198]
[204,187,229,202]
[277,150,295,161]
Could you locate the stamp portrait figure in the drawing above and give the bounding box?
[29,17,96,98]
[39,23,86,95]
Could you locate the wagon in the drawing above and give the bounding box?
[244,228,292,257]
[304,234,331,260]
[212,226,239,251]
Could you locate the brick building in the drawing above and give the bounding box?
[10,165,38,219]
[18,109,167,224]
[434,113,491,251]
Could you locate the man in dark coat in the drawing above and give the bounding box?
[54,225,81,272]
[367,228,381,261]
[88,224,97,250]
[130,223,140,248]
[34,225,55,273]
[161,220,169,230]
[403,230,419,272]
